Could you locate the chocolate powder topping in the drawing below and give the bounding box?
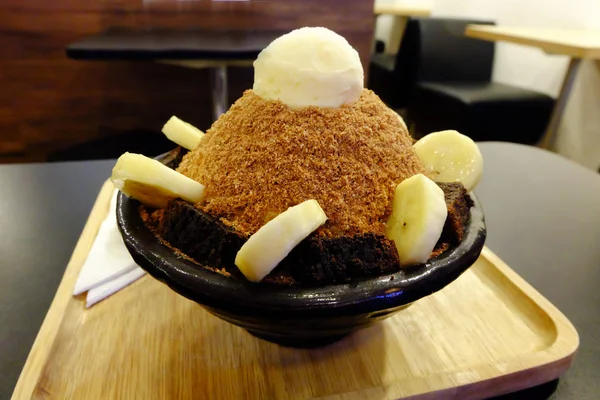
[177,89,426,236]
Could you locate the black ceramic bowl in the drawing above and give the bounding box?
[116,171,486,348]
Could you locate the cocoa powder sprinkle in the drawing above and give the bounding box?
[177,89,426,236]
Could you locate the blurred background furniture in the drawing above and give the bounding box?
[0,0,376,164]
[369,4,431,110]
[369,17,422,111]
[373,1,432,55]
[46,128,175,162]
[55,29,284,161]
[466,25,600,150]
[370,18,555,144]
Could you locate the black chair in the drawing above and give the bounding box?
[408,18,555,143]
[374,39,386,54]
[368,26,420,110]
[369,18,555,144]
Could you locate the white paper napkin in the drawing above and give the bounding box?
[73,189,146,307]
[86,267,146,307]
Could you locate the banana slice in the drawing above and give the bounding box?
[111,152,205,209]
[162,116,204,150]
[413,130,483,192]
[235,200,327,282]
[386,174,447,266]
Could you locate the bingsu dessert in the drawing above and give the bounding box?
[110,27,483,286]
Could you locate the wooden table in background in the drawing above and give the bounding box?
[465,25,600,151]
[373,3,432,55]
[66,30,285,122]
[0,0,376,163]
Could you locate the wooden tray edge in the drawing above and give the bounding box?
[323,248,580,400]
[481,247,580,359]
[405,251,580,399]
[11,181,580,400]
[11,180,115,400]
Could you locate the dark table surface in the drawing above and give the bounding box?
[66,29,286,61]
[1,142,599,399]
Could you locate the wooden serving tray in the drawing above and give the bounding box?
[12,181,579,400]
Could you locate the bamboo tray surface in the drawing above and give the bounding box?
[12,181,579,400]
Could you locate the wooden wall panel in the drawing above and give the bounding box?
[0,0,375,163]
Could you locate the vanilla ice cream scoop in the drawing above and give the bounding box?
[253,27,364,109]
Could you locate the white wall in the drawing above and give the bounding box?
[375,0,600,171]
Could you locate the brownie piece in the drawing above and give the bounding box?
[437,182,473,245]
[273,233,400,285]
[154,200,401,285]
[159,199,247,274]
[146,182,472,286]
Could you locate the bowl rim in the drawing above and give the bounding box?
[117,186,486,316]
